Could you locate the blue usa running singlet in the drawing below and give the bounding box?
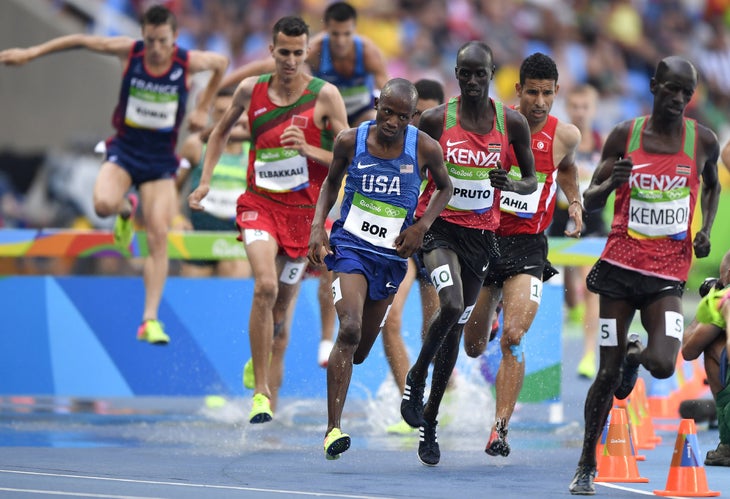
[329,121,422,261]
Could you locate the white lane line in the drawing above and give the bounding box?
[598,482,684,498]
[0,469,395,498]
[0,487,161,498]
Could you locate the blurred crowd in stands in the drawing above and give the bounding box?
[2,0,730,274]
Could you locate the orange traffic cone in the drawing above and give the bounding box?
[629,378,661,448]
[595,407,648,483]
[654,419,720,497]
[613,397,646,460]
[674,358,711,402]
[648,374,680,421]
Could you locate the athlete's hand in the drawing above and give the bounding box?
[693,230,711,258]
[308,224,332,266]
[488,161,510,191]
[188,185,209,212]
[610,156,633,188]
[187,108,208,133]
[565,202,584,238]
[394,224,427,259]
[281,126,307,155]
[0,47,35,66]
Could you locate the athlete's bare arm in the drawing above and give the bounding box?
[0,34,134,65]
[396,132,451,258]
[176,133,204,190]
[490,108,537,194]
[308,128,356,266]
[694,124,721,258]
[554,120,583,236]
[219,58,276,89]
[187,51,229,132]
[301,82,349,166]
[583,121,633,211]
[188,77,255,210]
[362,37,389,90]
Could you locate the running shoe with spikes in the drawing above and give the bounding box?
[568,465,596,495]
[248,393,273,424]
[485,418,510,457]
[324,428,351,460]
[417,419,440,466]
[400,371,426,428]
[113,193,138,248]
[137,319,169,345]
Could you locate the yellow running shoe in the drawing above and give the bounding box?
[577,351,596,379]
[386,419,417,435]
[249,393,273,424]
[137,320,169,345]
[324,427,351,460]
[113,193,138,248]
[242,358,254,389]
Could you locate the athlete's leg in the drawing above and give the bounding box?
[216,259,251,278]
[463,286,502,358]
[408,248,464,382]
[138,178,176,321]
[638,294,683,379]
[423,269,484,423]
[491,273,541,427]
[92,161,132,217]
[316,268,336,366]
[382,258,417,393]
[577,295,636,468]
[243,232,281,401]
[326,272,368,432]
[268,255,305,410]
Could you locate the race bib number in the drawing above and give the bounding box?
[457,304,475,324]
[598,318,618,347]
[627,186,690,239]
[332,277,342,305]
[529,276,542,304]
[665,311,683,340]
[343,192,406,248]
[254,148,309,192]
[445,163,495,213]
[379,304,393,328]
[279,260,306,285]
[430,264,454,292]
[244,228,269,245]
[125,88,178,131]
[500,168,548,218]
[200,188,241,219]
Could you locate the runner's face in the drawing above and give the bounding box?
[271,33,309,81]
[565,93,596,130]
[326,19,356,58]
[517,78,557,128]
[455,49,493,100]
[375,93,414,143]
[142,23,176,66]
[653,69,696,118]
[411,98,440,127]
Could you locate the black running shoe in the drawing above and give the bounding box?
[401,371,426,428]
[705,443,730,467]
[485,419,510,457]
[614,333,642,400]
[568,465,596,495]
[418,419,440,466]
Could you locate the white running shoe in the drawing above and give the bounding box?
[318,339,334,368]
